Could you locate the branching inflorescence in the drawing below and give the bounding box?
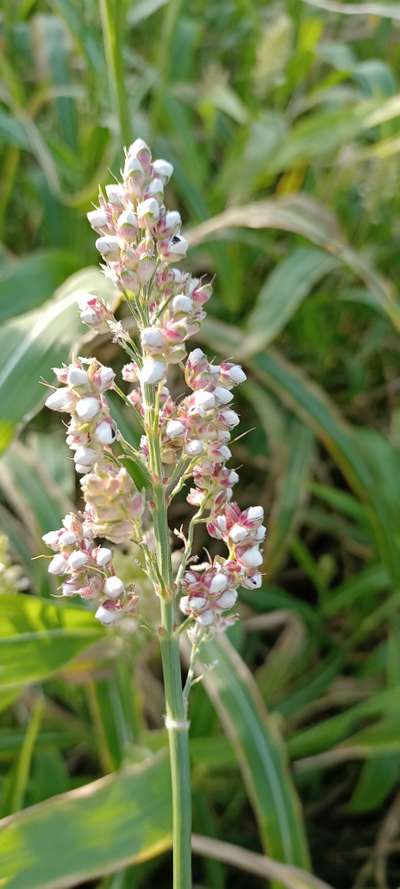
[43,137,265,637]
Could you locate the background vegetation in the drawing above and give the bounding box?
[1,1,400,887]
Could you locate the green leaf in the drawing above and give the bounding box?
[264,421,315,576]
[0,594,102,690]
[0,250,79,323]
[189,195,400,333]
[240,247,339,357]
[0,267,113,451]
[198,634,310,870]
[0,752,171,889]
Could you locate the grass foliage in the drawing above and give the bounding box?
[1,1,400,886]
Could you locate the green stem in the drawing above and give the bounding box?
[100,0,132,145]
[143,382,192,888]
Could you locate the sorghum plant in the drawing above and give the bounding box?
[42,139,265,889]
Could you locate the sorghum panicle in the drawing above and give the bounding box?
[43,138,265,635]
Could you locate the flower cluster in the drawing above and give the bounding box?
[43,513,137,624]
[42,138,265,631]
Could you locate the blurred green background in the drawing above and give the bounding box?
[1,1,400,887]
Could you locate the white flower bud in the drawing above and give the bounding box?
[256,525,267,541]
[67,367,89,387]
[42,530,60,549]
[193,389,216,413]
[95,421,115,445]
[229,523,249,544]
[165,236,188,259]
[210,574,228,595]
[76,397,101,421]
[87,208,108,232]
[127,139,151,162]
[147,177,164,199]
[124,154,144,178]
[246,506,264,523]
[140,327,166,349]
[163,210,181,234]
[68,551,89,570]
[213,386,234,405]
[59,531,77,547]
[117,208,138,237]
[75,463,92,474]
[220,409,240,428]
[216,589,237,610]
[74,446,97,466]
[104,576,124,599]
[185,439,203,457]
[242,572,262,590]
[152,158,174,182]
[95,236,120,261]
[172,295,193,314]
[179,596,191,615]
[139,357,167,385]
[218,445,232,461]
[105,184,125,206]
[95,604,120,625]
[97,366,115,391]
[48,554,67,575]
[137,198,160,225]
[188,348,205,367]
[62,582,78,597]
[96,547,112,567]
[240,547,263,568]
[227,365,247,385]
[166,419,185,438]
[198,610,215,626]
[45,388,75,412]
[228,470,239,485]
[189,596,207,611]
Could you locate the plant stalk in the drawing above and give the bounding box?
[100,0,132,145]
[143,383,192,889]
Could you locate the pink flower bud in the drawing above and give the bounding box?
[42,530,61,549]
[117,208,138,238]
[95,603,120,625]
[127,138,151,166]
[76,397,101,421]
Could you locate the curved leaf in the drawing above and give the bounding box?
[0,267,113,452]
[197,634,310,870]
[0,752,171,889]
[0,594,102,690]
